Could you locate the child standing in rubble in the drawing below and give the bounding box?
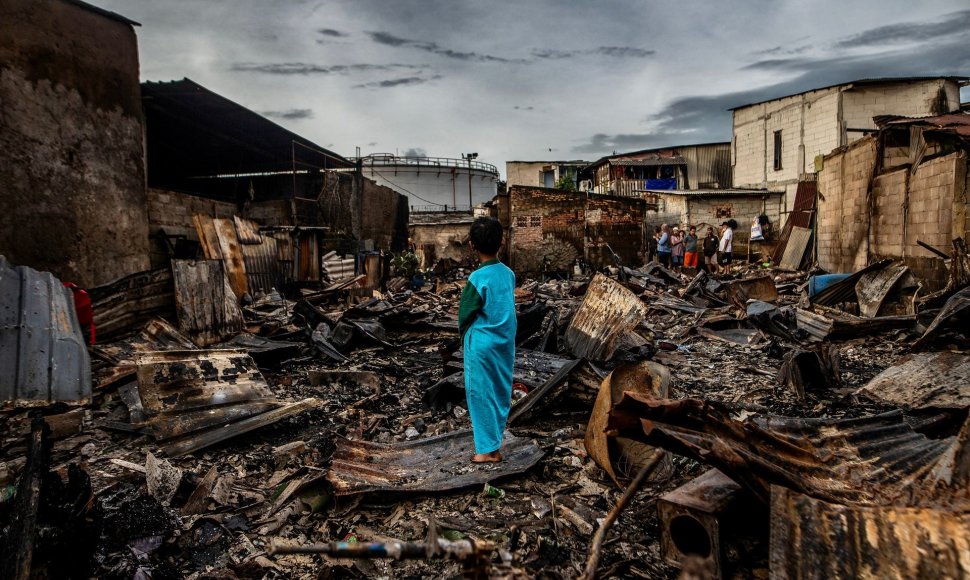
[459,217,517,463]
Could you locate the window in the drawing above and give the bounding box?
[773,130,783,171]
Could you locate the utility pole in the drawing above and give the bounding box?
[463,152,477,212]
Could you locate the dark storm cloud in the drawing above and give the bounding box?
[366,31,527,63]
[402,147,428,157]
[318,28,348,37]
[574,21,970,157]
[835,9,970,48]
[531,46,655,59]
[261,108,314,120]
[353,75,442,89]
[231,62,425,75]
[573,132,701,155]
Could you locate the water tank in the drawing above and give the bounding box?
[356,154,499,212]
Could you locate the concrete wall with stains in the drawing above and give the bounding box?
[0,0,150,286]
[508,185,645,273]
[733,79,962,218]
[817,135,968,290]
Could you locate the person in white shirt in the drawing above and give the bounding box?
[719,221,734,273]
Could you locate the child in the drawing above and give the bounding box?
[684,226,698,273]
[458,217,517,463]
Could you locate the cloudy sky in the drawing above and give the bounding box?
[99,0,970,176]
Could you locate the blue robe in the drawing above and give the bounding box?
[458,259,516,454]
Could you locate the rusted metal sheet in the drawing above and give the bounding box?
[586,361,670,486]
[855,264,918,318]
[327,430,543,496]
[135,349,275,417]
[0,257,91,403]
[857,351,970,409]
[233,215,263,244]
[720,275,778,305]
[88,267,176,342]
[92,318,195,365]
[778,226,812,271]
[770,485,970,579]
[130,348,319,456]
[171,259,244,346]
[240,236,280,296]
[192,214,223,259]
[565,273,647,361]
[658,469,749,579]
[795,307,915,341]
[212,217,249,297]
[606,394,958,507]
[913,286,970,351]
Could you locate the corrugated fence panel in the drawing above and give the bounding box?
[0,257,91,403]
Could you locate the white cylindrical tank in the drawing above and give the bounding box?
[356,154,499,212]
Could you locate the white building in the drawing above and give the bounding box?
[730,76,968,216]
[356,154,499,212]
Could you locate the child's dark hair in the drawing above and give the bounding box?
[469,217,503,255]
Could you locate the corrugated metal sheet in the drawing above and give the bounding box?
[606,394,957,506]
[565,273,647,361]
[0,257,91,403]
[88,267,176,342]
[241,235,280,296]
[233,215,263,244]
[770,486,970,579]
[327,430,544,496]
[171,259,244,346]
[681,143,732,189]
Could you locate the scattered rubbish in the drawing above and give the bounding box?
[171,259,244,346]
[777,345,841,398]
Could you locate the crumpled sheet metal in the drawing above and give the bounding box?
[327,430,544,496]
[606,394,966,508]
[565,273,647,361]
[858,351,970,410]
[0,256,91,403]
[770,485,970,579]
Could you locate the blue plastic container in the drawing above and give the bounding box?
[808,273,851,298]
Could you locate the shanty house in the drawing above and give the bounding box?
[816,112,970,290]
[731,76,968,216]
[506,160,590,189]
[582,143,732,197]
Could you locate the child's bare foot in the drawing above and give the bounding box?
[472,451,503,463]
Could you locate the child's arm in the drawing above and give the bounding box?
[458,280,484,339]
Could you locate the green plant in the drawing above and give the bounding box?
[391,252,419,278]
[554,175,577,191]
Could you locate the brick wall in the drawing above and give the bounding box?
[817,137,877,274]
[842,80,960,141]
[509,185,645,273]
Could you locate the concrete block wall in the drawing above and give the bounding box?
[842,80,960,140]
[146,188,236,267]
[817,137,877,273]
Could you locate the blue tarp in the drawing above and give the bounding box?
[644,178,677,190]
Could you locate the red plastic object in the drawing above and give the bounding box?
[63,282,95,344]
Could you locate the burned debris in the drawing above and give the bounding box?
[3,2,970,578]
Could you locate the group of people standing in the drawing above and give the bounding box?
[650,220,736,275]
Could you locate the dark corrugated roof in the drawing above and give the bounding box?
[142,78,353,195]
[729,76,970,111]
[877,112,970,138]
[585,142,731,171]
[62,0,140,26]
